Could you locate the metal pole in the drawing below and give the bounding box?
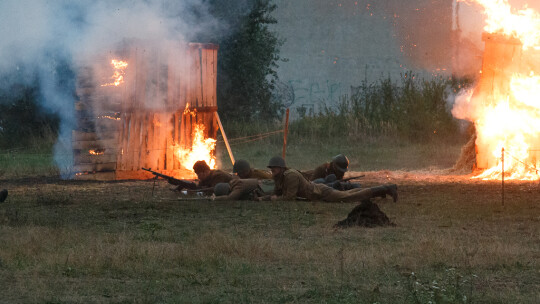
[214,111,235,166]
[502,147,504,206]
[282,108,290,159]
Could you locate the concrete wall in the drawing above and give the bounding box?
[270,0,456,114]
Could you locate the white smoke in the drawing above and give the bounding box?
[0,0,219,177]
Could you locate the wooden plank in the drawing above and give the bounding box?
[73,162,117,172]
[154,113,162,170]
[210,48,217,107]
[73,153,118,164]
[71,139,119,150]
[190,46,203,108]
[166,127,173,170]
[146,113,154,170]
[139,112,149,169]
[126,112,138,171]
[119,113,131,170]
[133,112,143,170]
[201,48,208,107]
[72,131,119,142]
[174,111,180,169]
[159,113,168,171]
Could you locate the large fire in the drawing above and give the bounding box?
[453,0,540,180]
[101,59,128,87]
[174,104,217,173]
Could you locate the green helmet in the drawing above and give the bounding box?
[267,156,286,168]
[233,159,251,174]
[214,183,231,196]
[332,154,349,173]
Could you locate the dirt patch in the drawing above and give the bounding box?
[334,199,395,228]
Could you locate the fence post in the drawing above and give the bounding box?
[214,111,235,166]
[502,147,504,206]
[282,108,290,160]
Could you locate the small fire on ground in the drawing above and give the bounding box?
[453,0,540,180]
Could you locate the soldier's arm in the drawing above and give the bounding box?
[214,186,244,201]
[310,164,328,181]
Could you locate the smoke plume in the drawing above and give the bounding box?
[0,0,218,176]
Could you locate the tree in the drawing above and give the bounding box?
[202,0,284,121]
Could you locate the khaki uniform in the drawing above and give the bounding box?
[214,179,262,201]
[275,169,372,202]
[302,162,345,181]
[199,169,234,188]
[243,168,272,180]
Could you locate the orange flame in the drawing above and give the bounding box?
[89,149,105,155]
[453,1,540,180]
[101,59,128,87]
[175,124,217,172]
[460,0,540,50]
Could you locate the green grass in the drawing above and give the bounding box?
[215,137,465,173]
[0,178,538,303]
[0,149,58,178]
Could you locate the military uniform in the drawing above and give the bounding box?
[274,169,373,202]
[214,178,262,201]
[199,169,234,188]
[302,162,345,181]
[243,168,272,180]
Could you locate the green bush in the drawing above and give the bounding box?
[288,73,470,143]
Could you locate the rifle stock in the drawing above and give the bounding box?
[142,168,198,190]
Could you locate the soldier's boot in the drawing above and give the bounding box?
[0,189,8,203]
[370,184,398,202]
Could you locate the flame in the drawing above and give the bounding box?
[89,149,105,155]
[184,102,196,116]
[460,0,540,50]
[453,1,540,180]
[175,124,216,173]
[101,59,128,87]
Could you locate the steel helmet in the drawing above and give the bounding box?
[267,156,286,168]
[332,154,349,173]
[214,183,231,196]
[233,159,251,174]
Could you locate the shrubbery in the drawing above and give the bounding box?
[288,74,473,143]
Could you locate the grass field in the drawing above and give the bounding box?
[0,140,539,303]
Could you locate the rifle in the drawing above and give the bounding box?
[340,174,365,182]
[142,168,198,190]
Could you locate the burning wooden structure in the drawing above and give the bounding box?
[474,33,524,170]
[73,43,220,180]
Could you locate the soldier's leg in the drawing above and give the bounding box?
[369,184,398,202]
[321,184,398,202]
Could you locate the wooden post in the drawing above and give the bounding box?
[282,108,290,159]
[214,111,235,166]
[502,147,505,206]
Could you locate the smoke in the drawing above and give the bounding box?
[0,0,218,177]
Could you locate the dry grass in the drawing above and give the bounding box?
[0,173,538,303]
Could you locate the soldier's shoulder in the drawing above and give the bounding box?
[284,169,303,176]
